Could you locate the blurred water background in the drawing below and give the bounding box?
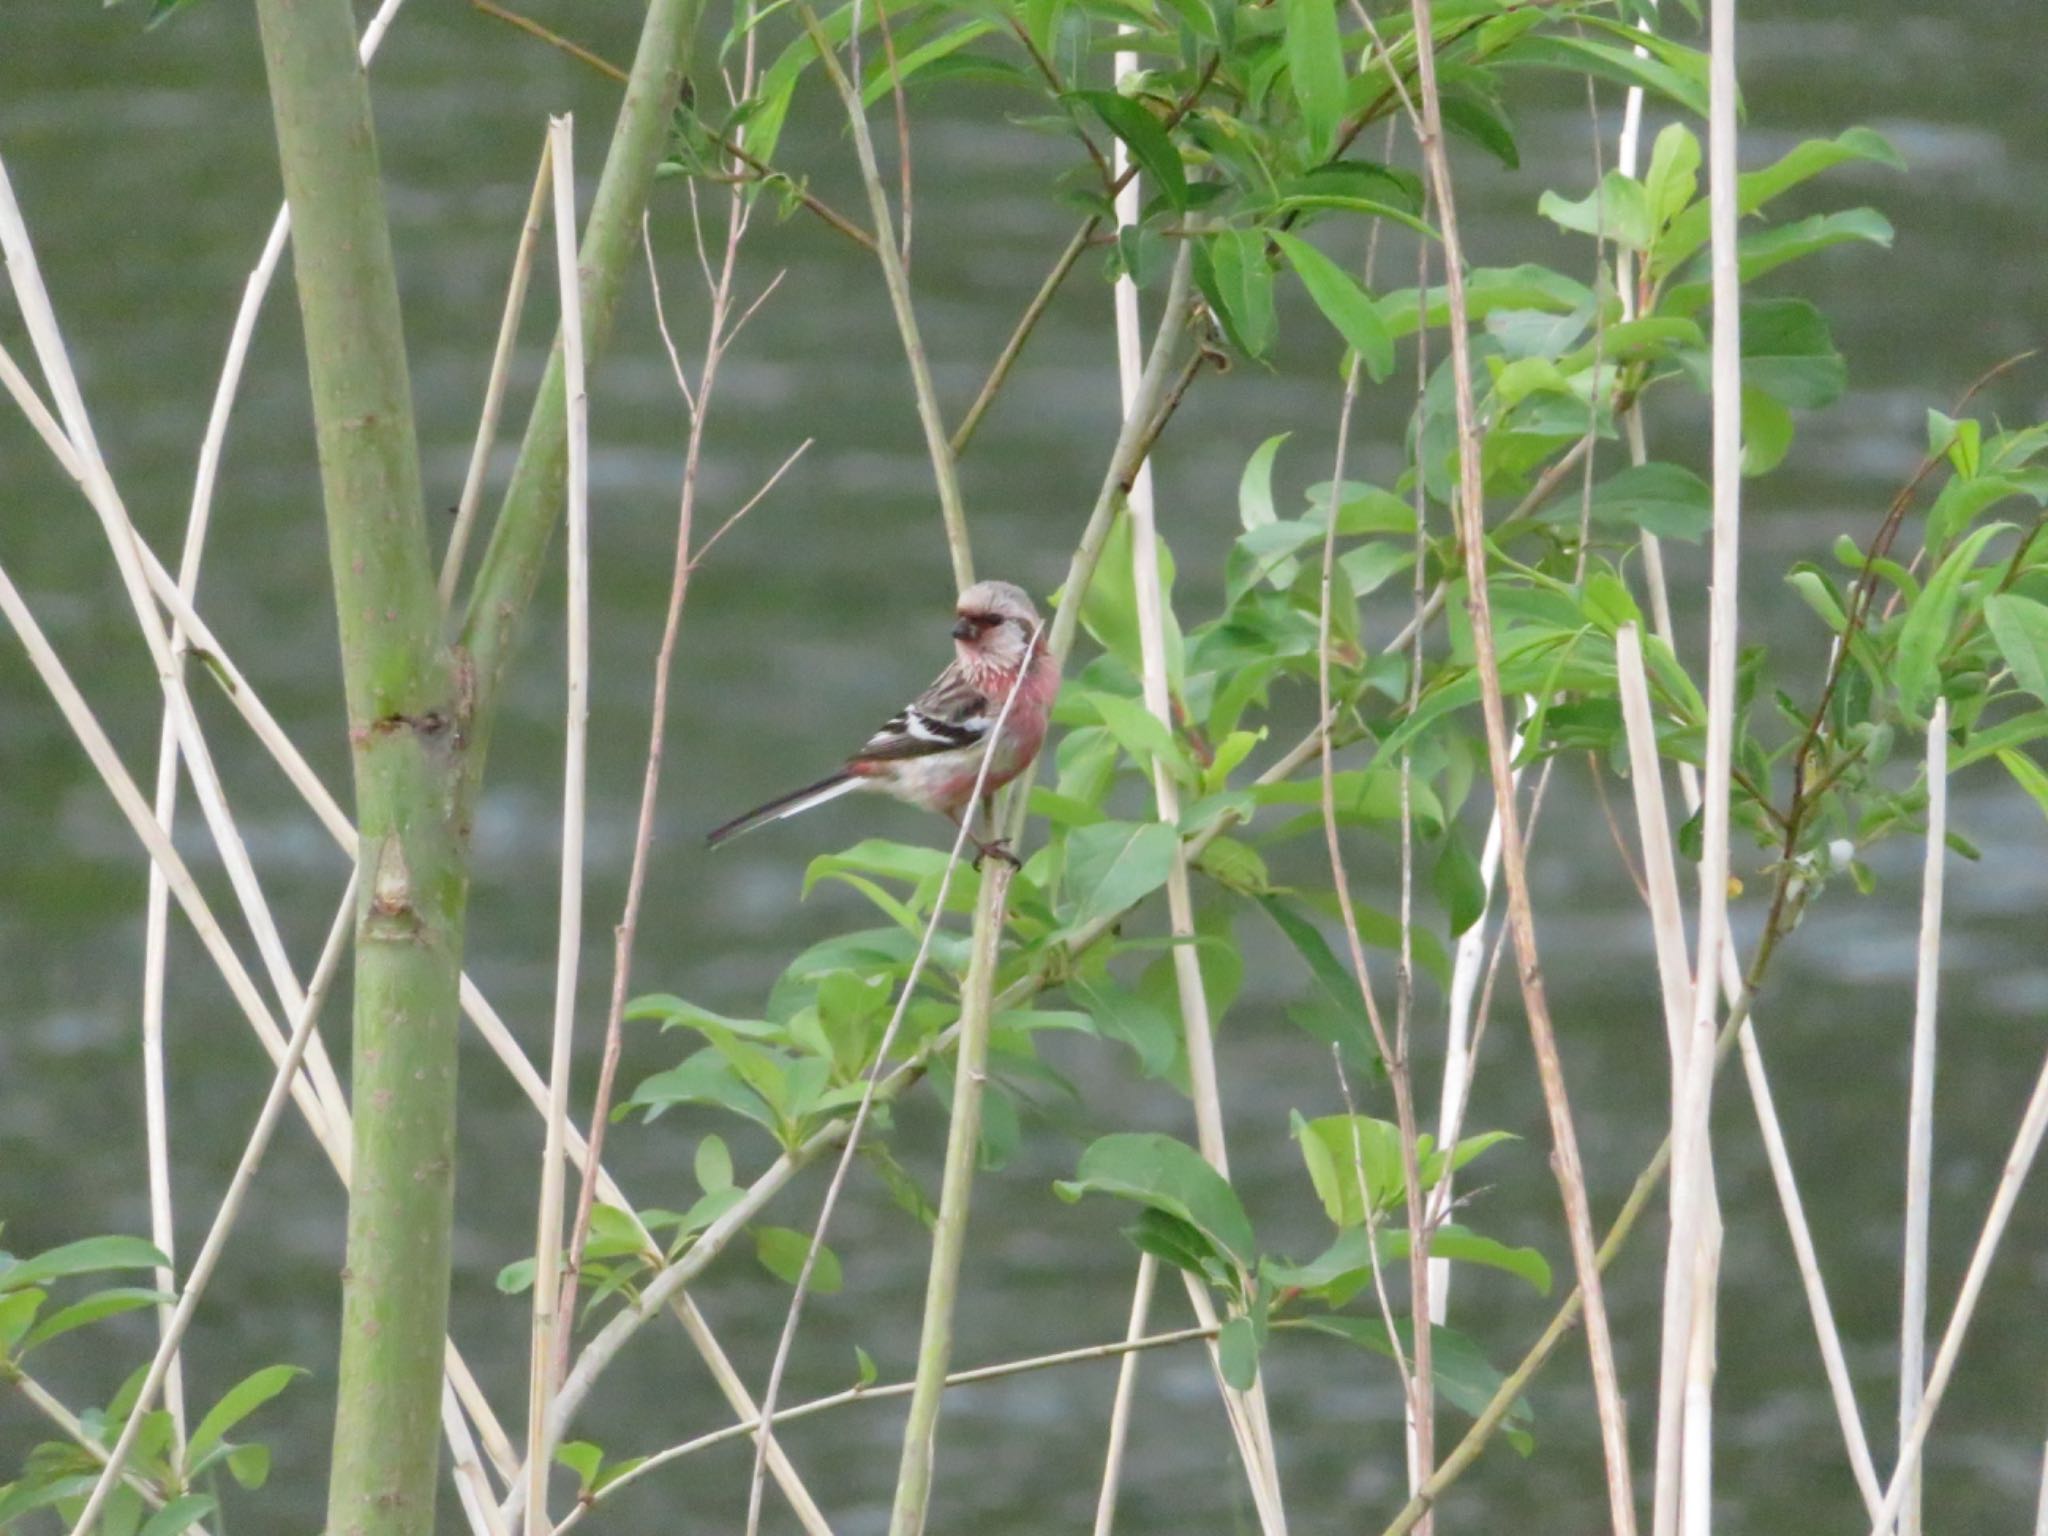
[2,0,2047,1529]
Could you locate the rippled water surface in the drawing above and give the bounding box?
[3,0,2047,1530]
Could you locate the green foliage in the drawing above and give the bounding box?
[0,1235,296,1526]
[498,0,2048,1488]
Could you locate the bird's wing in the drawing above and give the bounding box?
[850,663,994,763]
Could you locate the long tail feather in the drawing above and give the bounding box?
[705,772,861,848]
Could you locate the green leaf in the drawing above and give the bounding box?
[1985,595,2048,705]
[556,1441,604,1491]
[1254,895,1375,1064]
[1218,1313,1260,1389]
[1497,32,1707,120]
[1075,90,1187,208]
[624,993,780,1038]
[1239,434,1289,531]
[1437,90,1518,169]
[1925,409,1974,475]
[1379,264,1594,341]
[1581,570,1643,636]
[1998,750,2048,828]
[1642,123,1700,234]
[139,1495,216,1536]
[1056,1132,1256,1266]
[855,1344,879,1386]
[226,1441,272,1490]
[1075,507,1185,685]
[1062,821,1179,930]
[1066,974,1181,1078]
[624,1048,781,1138]
[802,838,954,899]
[1270,231,1394,382]
[1433,827,1488,938]
[20,1286,170,1353]
[1729,208,1893,286]
[858,21,999,106]
[1382,1225,1552,1295]
[1895,523,2010,716]
[1205,228,1277,359]
[1293,1315,1535,1451]
[1926,475,2043,556]
[1196,834,1270,894]
[1537,173,1651,252]
[755,1227,842,1293]
[1739,298,1845,411]
[1656,127,1902,276]
[1267,1220,1550,1297]
[187,1364,305,1466]
[0,1475,99,1526]
[1125,1207,1224,1278]
[1082,690,1197,782]
[1585,462,1713,542]
[0,1287,42,1352]
[695,1134,735,1194]
[1283,0,1345,160]
[1742,386,1794,477]
[497,1258,535,1294]
[0,1235,168,1293]
[1292,1112,1401,1226]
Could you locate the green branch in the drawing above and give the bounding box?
[887,862,1014,1536]
[247,0,463,1531]
[458,0,709,759]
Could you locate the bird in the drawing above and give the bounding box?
[706,580,1061,862]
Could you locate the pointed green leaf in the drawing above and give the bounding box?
[1985,594,2048,705]
[695,1134,735,1194]
[139,1495,216,1536]
[556,1441,605,1490]
[1433,827,1488,938]
[1656,127,1902,275]
[1895,523,2010,716]
[0,1235,168,1293]
[1205,228,1277,358]
[1586,462,1713,541]
[1283,0,1344,160]
[755,1227,842,1293]
[1056,1132,1256,1266]
[1062,820,1179,930]
[1239,433,1290,531]
[1271,231,1394,381]
[1075,90,1187,208]
[187,1364,305,1466]
[20,1286,171,1353]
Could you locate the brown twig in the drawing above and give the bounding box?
[1766,349,2041,950]
[557,35,786,1379]
[951,219,1097,454]
[467,0,877,252]
[1404,2,1639,1531]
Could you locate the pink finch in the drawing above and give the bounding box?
[706,580,1060,859]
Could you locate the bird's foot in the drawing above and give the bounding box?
[972,837,1021,872]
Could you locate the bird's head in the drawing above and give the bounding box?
[951,580,1042,679]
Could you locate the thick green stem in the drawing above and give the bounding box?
[248,2,464,1533]
[458,0,708,755]
[887,860,1013,1536]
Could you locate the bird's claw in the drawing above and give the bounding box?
[972,837,1021,872]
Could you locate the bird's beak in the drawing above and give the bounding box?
[951,615,977,642]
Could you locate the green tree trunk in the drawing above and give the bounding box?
[247,1,704,1531]
[249,2,461,1533]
